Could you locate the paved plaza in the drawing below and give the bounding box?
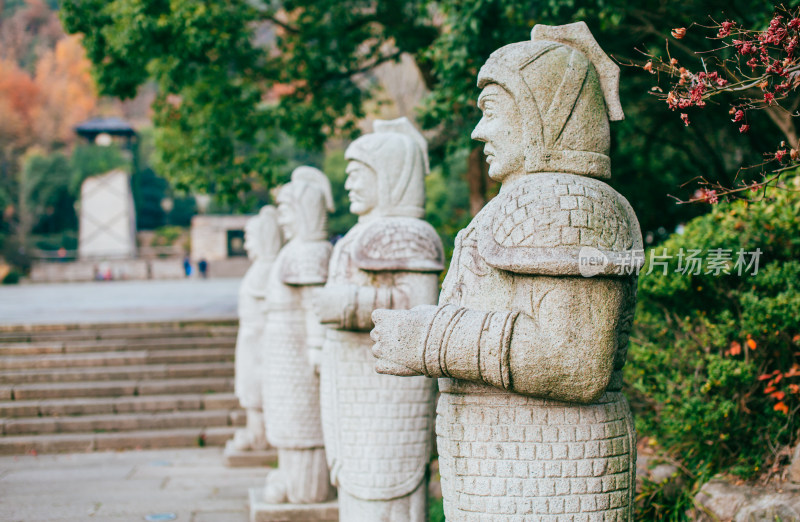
[0,279,239,326]
[0,448,263,522]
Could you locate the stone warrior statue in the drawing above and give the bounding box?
[313,117,444,521]
[261,166,336,505]
[372,23,642,520]
[229,206,282,454]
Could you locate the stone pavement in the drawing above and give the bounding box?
[0,447,263,521]
[0,279,239,326]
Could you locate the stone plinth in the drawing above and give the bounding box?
[248,488,338,522]
[78,169,137,260]
[223,440,278,468]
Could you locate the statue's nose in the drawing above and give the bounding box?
[471,120,487,142]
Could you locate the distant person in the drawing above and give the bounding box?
[198,258,208,279]
[57,247,67,262]
[182,255,192,278]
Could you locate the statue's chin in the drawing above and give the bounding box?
[350,202,373,217]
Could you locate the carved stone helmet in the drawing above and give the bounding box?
[244,205,282,261]
[477,22,624,179]
[344,117,430,219]
[276,166,334,241]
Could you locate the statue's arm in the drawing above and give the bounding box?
[299,283,328,371]
[372,277,628,404]
[315,272,440,332]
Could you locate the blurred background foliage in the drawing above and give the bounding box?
[1,1,798,516]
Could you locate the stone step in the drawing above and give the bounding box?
[0,325,239,343]
[0,426,237,455]
[0,361,234,384]
[0,392,239,418]
[1,408,244,435]
[0,336,236,356]
[0,347,234,370]
[9,377,233,400]
[0,318,237,336]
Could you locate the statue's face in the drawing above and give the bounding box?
[276,195,296,240]
[471,84,526,182]
[345,160,378,216]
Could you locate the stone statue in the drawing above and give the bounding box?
[314,117,444,521]
[229,206,282,457]
[372,22,642,520]
[261,166,336,505]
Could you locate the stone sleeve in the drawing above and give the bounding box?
[340,272,439,332]
[420,304,519,391]
[419,278,626,403]
[300,285,327,353]
[339,285,395,331]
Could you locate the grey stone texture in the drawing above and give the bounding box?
[314,118,443,521]
[248,488,339,522]
[78,169,137,260]
[0,447,264,522]
[371,22,640,520]
[229,207,283,457]
[260,167,336,506]
[695,478,800,522]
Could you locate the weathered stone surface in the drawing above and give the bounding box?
[371,22,640,520]
[790,444,800,484]
[694,478,800,522]
[229,206,282,458]
[315,117,443,521]
[78,169,137,260]
[636,455,685,502]
[261,167,336,506]
[223,439,278,468]
[249,488,338,522]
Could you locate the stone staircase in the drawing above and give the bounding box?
[0,319,244,455]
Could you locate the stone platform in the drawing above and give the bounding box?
[248,488,338,522]
[0,447,264,522]
[223,439,278,468]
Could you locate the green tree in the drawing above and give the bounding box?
[61,0,788,235]
[17,149,75,245]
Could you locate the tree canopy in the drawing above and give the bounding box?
[60,0,789,236]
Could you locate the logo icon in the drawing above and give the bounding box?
[578,246,608,277]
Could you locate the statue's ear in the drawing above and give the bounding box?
[531,21,624,121]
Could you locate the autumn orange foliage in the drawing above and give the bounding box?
[0,58,40,149]
[32,35,97,146]
[0,35,96,151]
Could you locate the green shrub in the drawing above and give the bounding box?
[2,269,21,285]
[627,175,800,494]
[150,226,184,248]
[429,497,445,522]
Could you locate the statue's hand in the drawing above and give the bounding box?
[312,285,347,326]
[371,305,436,377]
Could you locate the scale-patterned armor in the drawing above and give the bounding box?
[432,173,640,521]
[320,217,442,516]
[264,240,331,450]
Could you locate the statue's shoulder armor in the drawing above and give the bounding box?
[352,217,444,272]
[280,240,332,285]
[477,174,643,276]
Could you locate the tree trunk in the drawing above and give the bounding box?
[765,105,799,148]
[466,146,491,216]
